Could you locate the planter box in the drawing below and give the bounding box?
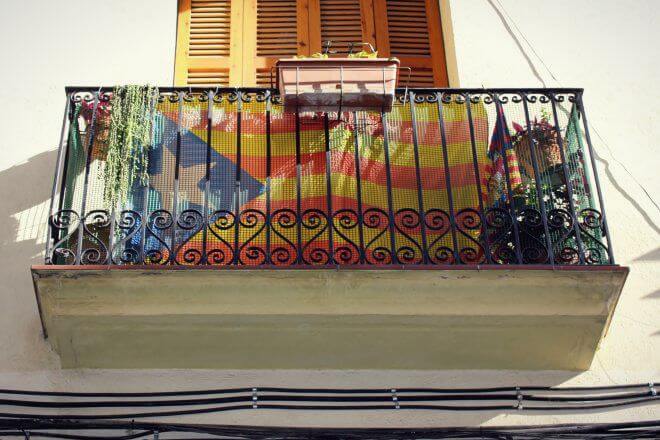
[276,58,400,113]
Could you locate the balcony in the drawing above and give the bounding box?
[31,87,628,369]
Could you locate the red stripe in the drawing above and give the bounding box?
[224,151,485,189]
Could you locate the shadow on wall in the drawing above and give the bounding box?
[0,149,60,371]
[0,154,599,403]
[645,289,660,300]
[0,152,615,428]
[636,248,660,262]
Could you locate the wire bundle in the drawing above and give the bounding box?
[0,420,659,440]
[0,383,656,419]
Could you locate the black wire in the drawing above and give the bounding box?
[8,391,658,408]
[0,431,154,440]
[0,383,652,398]
[0,422,659,440]
[0,390,655,409]
[0,388,253,398]
[0,396,656,420]
[0,393,539,408]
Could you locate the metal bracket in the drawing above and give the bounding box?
[252,387,259,409]
[516,387,523,410]
[650,382,657,396]
[323,40,338,55]
[391,389,400,409]
[347,42,377,56]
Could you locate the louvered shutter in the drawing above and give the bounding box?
[251,0,301,87]
[175,0,449,87]
[174,0,235,86]
[318,0,374,53]
[374,0,449,87]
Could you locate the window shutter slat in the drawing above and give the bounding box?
[175,0,233,85]
[320,0,363,52]
[252,0,299,86]
[375,0,448,87]
[257,0,298,57]
[386,0,431,86]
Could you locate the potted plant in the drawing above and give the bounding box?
[275,43,400,113]
[81,99,112,161]
[511,116,564,185]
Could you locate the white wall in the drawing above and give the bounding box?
[451,0,660,382]
[0,0,657,428]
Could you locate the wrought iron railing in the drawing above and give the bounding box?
[45,87,613,267]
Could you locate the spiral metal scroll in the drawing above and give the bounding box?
[547,208,580,264]
[578,208,609,265]
[270,208,298,265]
[485,208,517,264]
[300,209,331,265]
[112,210,142,265]
[238,209,268,265]
[517,208,550,264]
[173,209,205,265]
[80,210,111,265]
[424,209,455,264]
[145,210,173,265]
[363,208,393,265]
[207,210,235,265]
[48,210,81,265]
[331,209,361,265]
[454,208,486,264]
[394,209,424,264]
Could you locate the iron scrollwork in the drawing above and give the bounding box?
[46,87,614,268]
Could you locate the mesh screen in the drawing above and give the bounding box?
[52,91,606,266]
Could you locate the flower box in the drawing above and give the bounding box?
[275,58,400,113]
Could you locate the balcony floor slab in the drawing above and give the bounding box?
[30,265,628,370]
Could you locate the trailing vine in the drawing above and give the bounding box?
[103,85,159,208]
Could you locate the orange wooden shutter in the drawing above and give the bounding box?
[316,0,375,53]
[175,0,449,87]
[174,0,235,86]
[249,0,301,87]
[373,0,449,87]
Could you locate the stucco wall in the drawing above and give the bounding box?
[0,0,657,427]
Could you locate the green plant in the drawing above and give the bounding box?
[104,85,159,208]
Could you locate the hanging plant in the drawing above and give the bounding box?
[103,84,159,208]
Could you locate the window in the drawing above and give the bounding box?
[175,0,450,87]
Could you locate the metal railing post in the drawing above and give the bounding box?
[45,92,72,264]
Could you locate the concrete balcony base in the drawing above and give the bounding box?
[31,265,628,370]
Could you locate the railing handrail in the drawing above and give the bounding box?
[64,86,586,95]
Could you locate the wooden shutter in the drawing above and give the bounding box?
[373,0,449,87]
[250,0,300,86]
[174,0,236,86]
[175,0,449,87]
[318,0,375,52]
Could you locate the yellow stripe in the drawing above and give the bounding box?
[262,173,482,210]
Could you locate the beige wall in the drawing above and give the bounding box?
[0,0,657,427]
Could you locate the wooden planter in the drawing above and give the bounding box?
[276,58,400,113]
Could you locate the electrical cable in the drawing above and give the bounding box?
[0,384,654,419]
[0,398,656,420]
[0,383,651,398]
[0,391,655,408]
[0,420,658,440]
